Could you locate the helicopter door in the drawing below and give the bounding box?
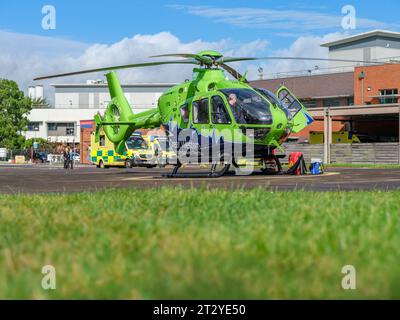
[192,98,210,128]
[211,95,231,125]
[276,86,314,133]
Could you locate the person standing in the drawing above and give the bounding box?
[68,148,74,169]
[63,146,69,169]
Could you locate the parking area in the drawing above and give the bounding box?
[1,164,400,194]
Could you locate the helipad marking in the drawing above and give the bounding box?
[123,172,340,181]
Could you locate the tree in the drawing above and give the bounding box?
[24,138,53,150]
[0,79,32,148]
[31,97,51,108]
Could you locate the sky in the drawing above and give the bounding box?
[0,0,399,99]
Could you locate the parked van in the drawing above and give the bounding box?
[90,130,156,168]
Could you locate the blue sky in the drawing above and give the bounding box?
[1,0,399,49]
[1,0,399,95]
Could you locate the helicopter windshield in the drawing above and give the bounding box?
[126,137,148,150]
[254,88,292,121]
[220,88,272,125]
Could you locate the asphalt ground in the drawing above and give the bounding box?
[1,164,400,194]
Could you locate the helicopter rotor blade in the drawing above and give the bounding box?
[150,53,199,59]
[217,56,382,80]
[220,56,381,65]
[150,53,213,65]
[34,59,197,81]
[218,57,257,64]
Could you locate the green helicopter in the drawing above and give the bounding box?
[35,50,375,177]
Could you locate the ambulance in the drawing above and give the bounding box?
[90,130,157,169]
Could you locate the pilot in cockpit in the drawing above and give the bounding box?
[228,93,246,124]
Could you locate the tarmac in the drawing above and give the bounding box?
[1,163,400,194]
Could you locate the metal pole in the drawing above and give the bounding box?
[398,106,400,165]
[328,114,332,164]
[361,78,364,105]
[324,108,330,164]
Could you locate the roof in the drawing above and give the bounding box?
[250,72,354,99]
[321,30,400,48]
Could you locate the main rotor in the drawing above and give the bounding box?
[34,50,380,81]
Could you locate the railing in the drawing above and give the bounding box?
[0,149,79,165]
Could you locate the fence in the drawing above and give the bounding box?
[280,143,400,164]
[2,143,399,165]
[0,149,77,165]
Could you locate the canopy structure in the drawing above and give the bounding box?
[308,103,400,164]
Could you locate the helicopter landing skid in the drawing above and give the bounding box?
[163,163,231,178]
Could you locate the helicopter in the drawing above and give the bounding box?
[34,50,377,177]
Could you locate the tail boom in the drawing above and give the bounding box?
[94,71,162,154]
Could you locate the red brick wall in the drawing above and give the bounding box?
[354,64,400,105]
[80,128,93,164]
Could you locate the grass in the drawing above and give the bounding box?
[1,188,400,299]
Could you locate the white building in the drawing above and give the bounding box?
[25,82,176,143]
[321,30,400,70]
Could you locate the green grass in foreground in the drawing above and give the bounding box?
[1,188,400,299]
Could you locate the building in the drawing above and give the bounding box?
[251,72,354,109]
[25,82,176,144]
[251,72,354,140]
[354,63,400,105]
[321,30,400,70]
[251,30,400,144]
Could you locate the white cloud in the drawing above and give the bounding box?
[168,5,396,34]
[245,33,345,79]
[0,30,268,104]
[0,28,357,105]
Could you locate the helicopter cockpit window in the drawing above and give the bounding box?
[211,95,231,124]
[192,98,210,124]
[277,89,302,117]
[180,104,189,124]
[255,88,292,121]
[220,89,272,125]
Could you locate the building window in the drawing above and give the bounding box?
[66,123,75,136]
[347,97,354,106]
[47,122,75,136]
[47,123,57,131]
[27,122,40,131]
[379,89,398,104]
[300,99,317,109]
[323,98,341,107]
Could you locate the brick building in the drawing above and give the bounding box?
[251,65,400,143]
[251,73,353,141]
[354,63,400,106]
[251,30,400,143]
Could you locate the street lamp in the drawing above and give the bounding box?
[258,67,264,80]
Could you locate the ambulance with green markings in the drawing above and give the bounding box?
[90,130,157,168]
